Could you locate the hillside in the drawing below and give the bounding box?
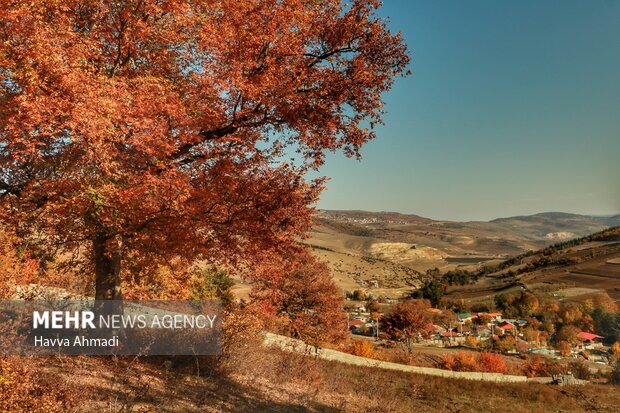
[308,210,618,297]
[446,227,620,305]
[11,343,620,413]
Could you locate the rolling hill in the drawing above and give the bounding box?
[443,226,620,305]
[307,209,619,298]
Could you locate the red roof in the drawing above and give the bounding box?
[441,332,460,337]
[577,332,604,341]
[497,321,515,329]
[349,320,366,327]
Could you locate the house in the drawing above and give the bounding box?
[496,321,516,336]
[485,312,503,321]
[472,312,503,322]
[354,304,367,313]
[439,331,464,345]
[576,332,604,348]
[348,319,367,332]
[433,324,447,334]
[456,312,473,322]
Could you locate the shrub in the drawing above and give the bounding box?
[441,351,477,372]
[464,336,479,348]
[350,340,378,359]
[523,355,565,377]
[496,336,516,353]
[568,359,592,380]
[0,357,76,412]
[477,352,507,374]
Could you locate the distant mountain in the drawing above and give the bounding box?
[602,214,620,227]
[488,212,618,241]
[318,209,618,239]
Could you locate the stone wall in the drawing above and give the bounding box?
[264,332,556,384]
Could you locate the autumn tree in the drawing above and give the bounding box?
[556,325,581,346]
[0,1,409,299]
[251,249,347,345]
[382,299,435,353]
[494,291,539,318]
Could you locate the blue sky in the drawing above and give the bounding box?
[315,0,620,221]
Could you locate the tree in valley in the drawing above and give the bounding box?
[412,278,445,307]
[0,1,409,299]
[382,299,435,353]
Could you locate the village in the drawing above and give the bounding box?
[343,289,615,376]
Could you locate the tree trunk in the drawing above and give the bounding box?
[94,234,122,300]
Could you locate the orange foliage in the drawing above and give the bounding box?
[441,351,477,372]
[251,249,347,346]
[441,351,506,374]
[523,355,564,378]
[556,341,573,357]
[0,357,76,412]
[0,1,409,299]
[477,352,507,374]
[0,229,39,297]
[382,300,435,352]
[349,340,378,359]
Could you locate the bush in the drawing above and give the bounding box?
[349,340,379,359]
[0,357,76,412]
[441,351,506,373]
[496,336,516,353]
[441,351,477,371]
[477,352,507,374]
[523,355,565,377]
[464,336,479,348]
[568,359,592,380]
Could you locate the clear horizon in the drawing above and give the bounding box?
[317,207,620,223]
[314,0,620,221]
